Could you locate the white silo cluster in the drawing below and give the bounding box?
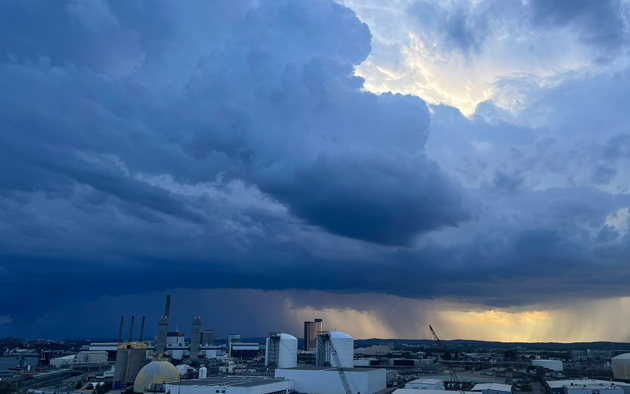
[613,353,630,379]
[265,332,298,368]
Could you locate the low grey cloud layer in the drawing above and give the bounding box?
[1,0,630,339]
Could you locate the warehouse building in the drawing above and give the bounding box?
[406,378,444,390]
[165,376,293,394]
[275,366,386,394]
[75,351,108,365]
[548,380,629,394]
[50,355,75,369]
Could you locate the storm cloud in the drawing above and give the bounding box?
[1,0,630,339]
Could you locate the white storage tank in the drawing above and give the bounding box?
[613,353,630,379]
[198,367,207,379]
[266,333,298,368]
[329,331,354,368]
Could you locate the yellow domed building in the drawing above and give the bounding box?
[134,361,180,393]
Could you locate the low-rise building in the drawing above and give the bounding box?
[50,355,75,369]
[406,379,444,390]
[75,351,108,364]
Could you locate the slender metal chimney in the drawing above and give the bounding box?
[164,295,171,317]
[118,316,125,343]
[128,315,135,342]
[139,316,145,343]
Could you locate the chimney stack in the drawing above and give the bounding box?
[139,316,145,343]
[118,316,125,343]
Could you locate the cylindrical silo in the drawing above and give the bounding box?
[613,353,630,380]
[278,333,298,368]
[329,331,354,368]
[198,367,207,379]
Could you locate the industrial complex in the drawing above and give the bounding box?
[4,295,630,394]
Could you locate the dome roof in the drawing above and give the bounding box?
[134,361,180,393]
[329,331,352,339]
[279,333,297,340]
[613,353,630,360]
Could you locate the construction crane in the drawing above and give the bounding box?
[327,334,360,394]
[429,325,461,389]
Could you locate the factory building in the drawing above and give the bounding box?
[275,366,386,394]
[75,351,108,365]
[471,383,512,394]
[406,378,444,390]
[134,360,180,393]
[230,343,262,359]
[532,359,563,371]
[50,355,75,369]
[304,319,323,351]
[613,354,630,380]
[88,343,118,360]
[165,376,293,394]
[316,331,354,368]
[266,333,298,369]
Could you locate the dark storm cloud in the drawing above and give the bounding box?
[529,0,627,56]
[405,0,629,60]
[2,0,630,339]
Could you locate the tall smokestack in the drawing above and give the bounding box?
[164,295,171,317]
[118,316,125,343]
[190,317,202,360]
[129,315,135,342]
[156,295,171,356]
[139,316,145,343]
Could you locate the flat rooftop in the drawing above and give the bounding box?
[277,366,383,372]
[408,378,443,385]
[472,383,512,391]
[168,377,289,388]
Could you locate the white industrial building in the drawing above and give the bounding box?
[165,376,293,394]
[406,378,444,390]
[75,351,108,364]
[50,355,75,368]
[275,366,386,394]
[548,380,630,394]
[613,354,630,380]
[472,383,512,394]
[532,359,563,371]
[266,333,298,369]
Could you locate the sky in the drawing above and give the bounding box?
[1,0,630,342]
